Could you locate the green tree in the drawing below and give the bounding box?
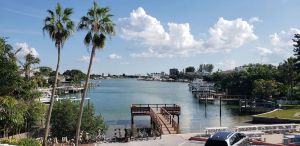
[63,69,86,84]
[39,66,53,76]
[19,53,40,80]
[51,100,106,140]
[76,2,115,145]
[293,34,300,75]
[252,79,279,100]
[185,66,195,73]
[42,3,74,145]
[278,57,297,100]
[0,37,20,96]
[24,101,46,132]
[0,96,26,137]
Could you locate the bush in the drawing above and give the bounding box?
[17,138,41,146]
[0,138,41,146]
[0,137,18,145]
[51,100,106,139]
[281,105,300,109]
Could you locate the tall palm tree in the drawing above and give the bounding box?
[75,2,115,145]
[42,3,74,145]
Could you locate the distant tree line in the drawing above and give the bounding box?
[210,34,300,101]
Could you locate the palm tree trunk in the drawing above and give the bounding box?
[75,47,96,146]
[43,46,61,146]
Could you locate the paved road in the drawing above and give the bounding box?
[96,134,206,146]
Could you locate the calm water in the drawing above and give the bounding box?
[69,79,251,133]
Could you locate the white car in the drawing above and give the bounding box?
[205,131,250,146]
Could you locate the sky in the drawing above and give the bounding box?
[1,0,300,75]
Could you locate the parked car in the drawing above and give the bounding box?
[205,131,250,146]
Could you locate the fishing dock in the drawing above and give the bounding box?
[130,104,181,135]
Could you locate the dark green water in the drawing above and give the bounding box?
[72,79,252,133]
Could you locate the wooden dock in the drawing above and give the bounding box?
[131,104,180,135]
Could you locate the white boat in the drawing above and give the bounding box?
[188,79,215,93]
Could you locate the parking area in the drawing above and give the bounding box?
[97,134,206,146]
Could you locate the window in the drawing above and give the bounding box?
[205,140,228,146]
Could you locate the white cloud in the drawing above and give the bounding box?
[204,17,257,52]
[270,28,300,55]
[15,42,39,58]
[79,55,97,63]
[254,28,300,64]
[216,60,237,71]
[119,7,257,58]
[257,47,272,56]
[108,53,122,60]
[120,62,130,65]
[249,17,262,23]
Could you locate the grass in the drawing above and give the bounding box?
[258,109,300,120]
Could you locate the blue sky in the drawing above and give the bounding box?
[1,0,300,75]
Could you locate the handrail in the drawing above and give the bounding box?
[131,104,180,108]
[160,107,179,133]
[149,108,162,136]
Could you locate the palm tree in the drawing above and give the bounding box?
[42,3,74,145]
[75,2,115,145]
[19,53,40,80]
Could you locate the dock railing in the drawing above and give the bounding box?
[150,108,162,137]
[131,104,180,114]
[160,107,179,133]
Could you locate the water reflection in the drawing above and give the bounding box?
[63,79,252,133]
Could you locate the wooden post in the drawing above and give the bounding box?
[239,96,241,113]
[131,115,134,138]
[219,96,222,127]
[177,115,180,133]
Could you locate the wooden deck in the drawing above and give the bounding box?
[131,104,180,135]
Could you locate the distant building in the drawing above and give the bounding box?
[169,68,179,76]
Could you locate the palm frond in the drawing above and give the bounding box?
[77,2,115,50]
[55,3,62,16]
[43,3,74,49]
[47,10,54,17]
[84,31,92,47]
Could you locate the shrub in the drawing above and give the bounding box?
[0,137,18,145]
[17,138,41,146]
[281,105,300,109]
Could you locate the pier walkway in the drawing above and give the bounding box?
[131,104,181,135]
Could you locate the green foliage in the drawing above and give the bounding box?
[19,53,40,79]
[277,57,298,98]
[0,96,26,136]
[43,3,75,47]
[24,101,47,131]
[281,105,300,109]
[63,69,86,83]
[185,66,195,73]
[0,37,21,96]
[293,34,300,74]
[78,1,115,50]
[0,138,41,146]
[252,79,279,99]
[198,64,214,73]
[51,100,106,139]
[0,137,18,145]
[51,100,78,139]
[81,105,107,136]
[17,138,41,146]
[212,64,279,96]
[39,66,53,76]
